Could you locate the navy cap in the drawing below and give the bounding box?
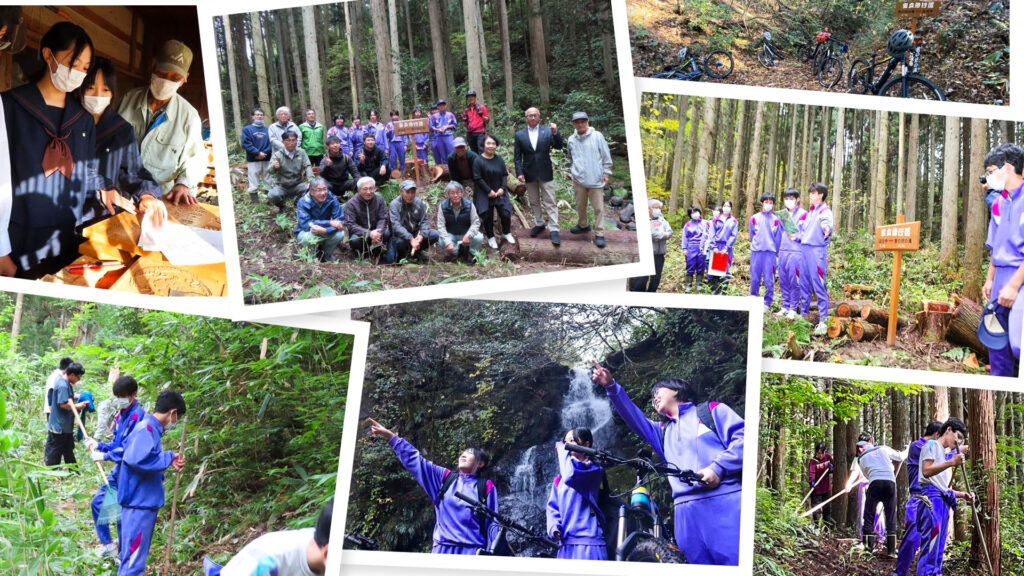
[400,180,417,192]
[571,111,589,122]
[978,303,1010,351]
[435,99,447,106]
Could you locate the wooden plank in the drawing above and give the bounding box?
[393,117,430,136]
[875,220,921,251]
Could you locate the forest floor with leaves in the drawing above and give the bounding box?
[655,229,991,375]
[628,0,1009,105]
[231,154,638,305]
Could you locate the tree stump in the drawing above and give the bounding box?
[948,294,987,358]
[918,300,954,342]
[850,320,884,342]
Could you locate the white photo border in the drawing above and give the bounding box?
[198,0,653,321]
[335,291,764,576]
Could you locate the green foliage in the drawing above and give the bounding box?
[0,297,352,573]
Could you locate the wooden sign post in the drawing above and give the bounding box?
[874,215,922,346]
[895,1,942,34]
[393,118,431,185]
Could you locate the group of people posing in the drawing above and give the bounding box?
[806,419,974,576]
[241,94,616,263]
[43,357,334,576]
[368,366,744,566]
[0,11,207,279]
[636,184,834,335]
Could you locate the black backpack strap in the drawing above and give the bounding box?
[438,469,490,547]
[436,469,457,506]
[697,401,724,446]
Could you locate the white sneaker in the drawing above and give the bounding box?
[813,321,828,336]
[503,233,516,245]
[99,542,118,560]
[763,305,771,315]
[774,308,788,317]
[487,237,498,250]
[785,309,798,320]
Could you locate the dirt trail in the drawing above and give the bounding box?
[771,533,983,576]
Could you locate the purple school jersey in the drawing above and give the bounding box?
[683,219,708,250]
[749,211,781,253]
[715,216,739,251]
[800,202,833,246]
[605,382,744,504]
[97,401,145,474]
[985,182,1024,267]
[389,436,499,550]
[430,112,457,136]
[546,443,605,546]
[780,207,807,252]
[118,413,174,509]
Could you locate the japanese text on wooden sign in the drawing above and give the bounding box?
[875,221,921,251]
[394,118,430,136]
[895,1,941,18]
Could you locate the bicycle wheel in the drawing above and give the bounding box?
[812,48,828,74]
[847,58,872,94]
[757,46,772,69]
[878,74,945,100]
[626,538,687,563]
[703,51,734,78]
[817,55,844,89]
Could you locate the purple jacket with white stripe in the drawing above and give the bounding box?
[605,381,744,504]
[546,442,605,546]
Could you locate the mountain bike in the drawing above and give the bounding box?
[344,533,379,550]
[566,443,707,563]
[454,491,558,557]
[814,38,847,89]
[651,47,734,81]
[756,31,783,69]
[847,38,944,100]
[797,31,830,64]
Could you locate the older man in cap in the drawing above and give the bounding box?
[119,39,205,206]
[446,137,479,194]
[388,180,439,263]
[515,107,564,246]
[295,177,345,262]
[429,99,457,165]
[566,111,614,248]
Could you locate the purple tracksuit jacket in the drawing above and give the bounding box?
[389,436,499,554]
[985,181,1024,375]
[749,210,782,306]
[683,219,709,276]
[385,121,407,172]
[778,206,807,311]
[713,215,739,271]
[894,438,955,576]
[92,401,145,545]
[117,413,175,576]
[414,132,430,163]
[546,442,607,560]
[430,112,457,164]
[798,202,833,316]
[604,381,744,566]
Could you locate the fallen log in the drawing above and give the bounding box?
[918,299,954,341]
[849,320,884,342]
[844,283,875,296]
[860,304,909,329]
[827,317,851,338]
[507,228,640,266]
[430,164,449,183]
[948,294,988,358]
[835,299,873,318]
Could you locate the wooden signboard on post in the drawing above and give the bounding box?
[895,1,942,18]
[393,118,430,184]
[875,216,921,346]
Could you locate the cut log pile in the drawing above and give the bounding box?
[819,295,990,359]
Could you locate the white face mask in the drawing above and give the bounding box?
[713,210,721,219]
[987,166,1007,192]
[762,203,773,212]
[165,416,177,431]
[82,95,111,115]
[48,54,87,93]
[784,198,797,210]
[691,213,700,221]
[722,206,732,215]
[651,209,662,219]
[149,74,181,100]
[115,397,131,410]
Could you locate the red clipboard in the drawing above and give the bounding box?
[708,250,729,277]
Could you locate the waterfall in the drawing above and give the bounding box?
[496,367,618,556]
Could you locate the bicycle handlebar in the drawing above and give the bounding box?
[564,444,707,486]
[454,492,558,549]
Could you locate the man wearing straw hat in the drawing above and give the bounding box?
[87,375,146,560]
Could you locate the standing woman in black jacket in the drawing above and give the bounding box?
[471,134,515,250]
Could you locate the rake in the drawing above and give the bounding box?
[69,401,120,524]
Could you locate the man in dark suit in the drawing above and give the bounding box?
[514,107,564,246]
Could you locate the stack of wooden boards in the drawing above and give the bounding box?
[41,202,227,297]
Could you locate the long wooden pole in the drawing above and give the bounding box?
[956,443,995,575]
[800,467,831,507]
[161,417,188,575]
[68,402,107,484]
[887,214,905,346]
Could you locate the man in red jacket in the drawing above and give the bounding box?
[463,90,490,155]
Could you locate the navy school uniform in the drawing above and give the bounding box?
[82,110,162,225]
[2,83,104,278]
